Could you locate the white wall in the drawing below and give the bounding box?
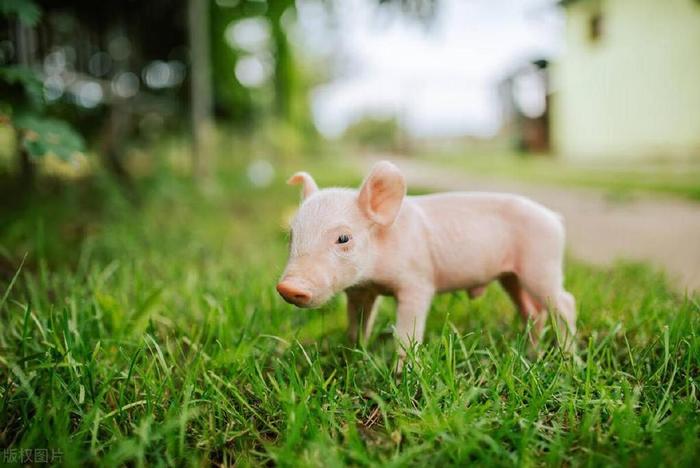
[552,0,700,161]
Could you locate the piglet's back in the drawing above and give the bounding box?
[407,192,563,291]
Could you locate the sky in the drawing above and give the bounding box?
[297,0,564,139]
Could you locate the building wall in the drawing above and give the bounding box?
[552,0,700,161]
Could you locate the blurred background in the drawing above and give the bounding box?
[1,0,699,290]
[2,3,700,464]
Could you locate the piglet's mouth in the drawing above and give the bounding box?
[279,295,327,309]
[280,294,313,308]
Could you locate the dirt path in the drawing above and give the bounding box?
[359,156,700,293]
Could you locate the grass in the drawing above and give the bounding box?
[1,139,699,466]
[418,149,700,201]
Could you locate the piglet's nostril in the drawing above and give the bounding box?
[293,292,310,301]
[276,281,312,306]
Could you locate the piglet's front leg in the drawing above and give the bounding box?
[394,286,434,371]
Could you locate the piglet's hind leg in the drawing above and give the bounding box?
[499,273,546,346]
[519,270,577,352]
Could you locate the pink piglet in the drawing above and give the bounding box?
[277,161,577,367]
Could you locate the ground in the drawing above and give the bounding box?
[0,142,698,466]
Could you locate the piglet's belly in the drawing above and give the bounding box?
[432,264,505,294]
[427,234,515,293]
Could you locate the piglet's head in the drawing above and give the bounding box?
[277,161,406,308]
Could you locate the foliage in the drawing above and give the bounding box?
[211,0,299,125]
[0,144,698,466]
[344,116,403,151]
[13,115,86,160]
[0,65,43,111]
[0,0,41,26]
[210,2,256,122]
[0,0,85,167]
[267,0,299,123]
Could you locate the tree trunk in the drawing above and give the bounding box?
[188,0,214,180]
[14,19,37,189]
[269,3,295,123]
[18,145,34,189]
[100,104,133,184]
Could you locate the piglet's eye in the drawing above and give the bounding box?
[336,234,351,244]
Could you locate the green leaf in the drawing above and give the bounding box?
[0,65,44,111]
[14,115,86,161]
[0,0,42,26]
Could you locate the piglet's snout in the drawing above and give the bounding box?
[276,280,313,307]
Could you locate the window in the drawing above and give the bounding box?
[588,11,604,43]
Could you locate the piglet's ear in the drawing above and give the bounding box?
[358,161,406,226]
[287,171,318,201]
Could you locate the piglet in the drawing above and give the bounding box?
[277,161,576,365]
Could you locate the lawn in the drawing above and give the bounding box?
[419,149,700,201]
[1,139,698,466]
